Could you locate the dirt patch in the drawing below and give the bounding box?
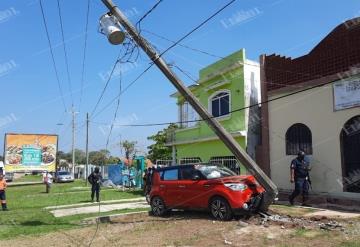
[1,210,359,247]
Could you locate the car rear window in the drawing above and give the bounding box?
[162,169,178,180]
[58,172,70,175]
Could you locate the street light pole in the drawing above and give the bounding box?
[71,106,78,178]
[100,0,278,210]
[85,112,89,185]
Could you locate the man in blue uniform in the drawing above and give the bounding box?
[289,151,311,206]
[88,167,102,202]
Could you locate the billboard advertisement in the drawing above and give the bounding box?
[4,133,58,172]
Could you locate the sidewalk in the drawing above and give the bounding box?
[49,199,149,217]
[45,197,145,210]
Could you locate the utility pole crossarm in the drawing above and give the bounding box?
[101,0,278,210]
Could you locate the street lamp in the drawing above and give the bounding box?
[99,13,126,45]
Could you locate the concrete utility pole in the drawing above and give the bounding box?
[71,107,78,178]
[85,112,89,185]
[100,0,278,210]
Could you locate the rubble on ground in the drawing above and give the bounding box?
[239,213,347,232]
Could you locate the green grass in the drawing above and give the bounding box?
[0,180,144,239]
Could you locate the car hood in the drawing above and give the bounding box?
[205,175,254,185]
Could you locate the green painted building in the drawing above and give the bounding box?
[165,49,261,173]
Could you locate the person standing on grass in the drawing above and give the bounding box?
[88,167,102,202]
[0,173,8,211]
[42,171,53,193]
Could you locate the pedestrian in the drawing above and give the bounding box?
[88,167,102,202]
[42,171,53,193]
[0,172,8,211]
[289,150,312,206]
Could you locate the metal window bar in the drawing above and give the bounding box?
[155,159,173,167]
[209,156,241,175]
[179,157,202,165]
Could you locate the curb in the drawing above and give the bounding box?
[81,210,149,224]
[7,182,43,187]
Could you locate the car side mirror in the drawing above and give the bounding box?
[192,174,200,180]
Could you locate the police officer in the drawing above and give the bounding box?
[0,172,8,211]
[289,151,311,206]
[88,167,102,202]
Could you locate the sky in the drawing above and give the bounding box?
[0,0,358,157]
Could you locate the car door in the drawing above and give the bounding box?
[161,168,183,207]
[178,166,211,208]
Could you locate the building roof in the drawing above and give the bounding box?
[263,17,360,92]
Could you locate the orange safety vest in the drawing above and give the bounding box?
[0,179,6,191]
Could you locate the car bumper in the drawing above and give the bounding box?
[232,193,263,215]
[57,178,74,182]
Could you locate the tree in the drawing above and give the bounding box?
[147,124,178,162]
[57,151,71,162]
[121,140,137,160]
[74,149,86,164]
[89,151,107,166]
[107,156,120,165]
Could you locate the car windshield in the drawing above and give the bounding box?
[195,165,236,179]
[58,172,70,175]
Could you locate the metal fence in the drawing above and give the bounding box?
[155,159,173,167]
[179,157,202,165]
[209,156,241,175]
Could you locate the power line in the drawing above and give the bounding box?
[158,0,236,58]
[105,65,122,149]
[39,0,67,112]
[143,29,224,59]
[90,78,335,127]
[89,55,120,117]
[136,0,164,31]
[143,29,333,81]
[91,0,236,119]
[57,0,74,107]
[91,63,153,119]
[79,0,91,112]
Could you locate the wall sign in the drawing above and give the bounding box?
[333,77,360,111]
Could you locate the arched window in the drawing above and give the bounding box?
[210,91,230,117]
[286,123,313,155]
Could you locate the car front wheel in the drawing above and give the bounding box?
[151,196,167,216]
[210,197,232,221]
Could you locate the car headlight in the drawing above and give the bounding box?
[224,183,247,191]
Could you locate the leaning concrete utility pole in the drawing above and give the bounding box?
[100,0,278,210]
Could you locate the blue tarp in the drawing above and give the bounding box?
[108,163,124,185]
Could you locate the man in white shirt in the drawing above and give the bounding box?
[42,171,53,193]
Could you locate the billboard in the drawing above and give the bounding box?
[4,133,58,172]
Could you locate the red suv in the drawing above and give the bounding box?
[149,164,265,220]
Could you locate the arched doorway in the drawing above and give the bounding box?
[341,115,360,193]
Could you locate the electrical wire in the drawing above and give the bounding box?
[136,0,164,33]
[90,54,121,117]
[39,0,67,112]
[79,0,91,112]
[91,0,237,119]
[143,29,224,59]
[90,78,335,127]
[57,0,74,107]
[105,65,122,149]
